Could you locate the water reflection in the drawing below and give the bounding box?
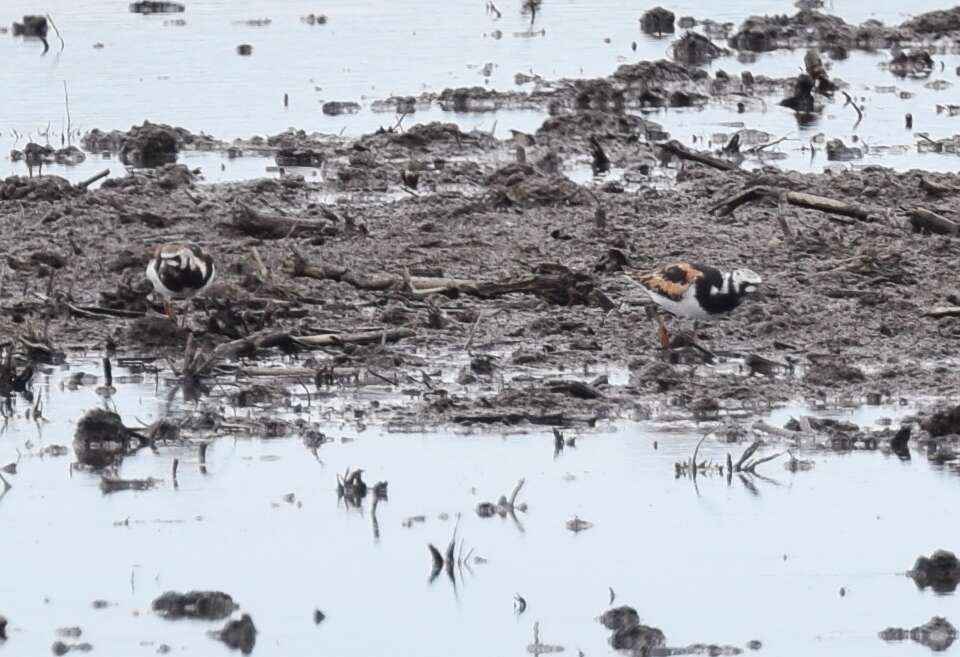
[0,360,956,656]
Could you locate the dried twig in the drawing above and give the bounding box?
[77,169,110,190]
[841,90,863,128]
[46,14,65,52]
[734,440,761,472]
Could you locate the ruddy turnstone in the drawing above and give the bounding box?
[145,243,216,321]
[628,262,762,348]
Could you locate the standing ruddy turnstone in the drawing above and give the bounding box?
[145,243,216,321]
[628,262,762,348]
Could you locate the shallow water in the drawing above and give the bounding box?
[3,0,960,184]
[0,361,955,656]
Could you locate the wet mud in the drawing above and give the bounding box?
[2,4,960,655]
[3,102,960,428]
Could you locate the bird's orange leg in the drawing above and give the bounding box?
[657,315,671,349]
[163,301,177,322]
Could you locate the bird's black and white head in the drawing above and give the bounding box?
[731,269,762,297]
[146,242,216,300]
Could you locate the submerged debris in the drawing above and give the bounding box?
[337,467,369,505]
[12,15,47,38]
[153,591,239,621]
[216,614,257,654]
[610,622,666,652]
[641,7,675,35]
[880,616,957,652]
[51,641,93,655]
[72,409,147,468]
[526,621,565,654]
[780,74,816,113]
[565,516,593,533]
[322,101,361,116]
[909,550,960,593]
[99,477,162,494]
[129,2,185,13]
[476,478,527,518]
[600,606,640,631]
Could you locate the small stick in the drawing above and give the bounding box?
[508,478,525,507]
[46,15,65,52]
[428,544,444,580]
[841,91,863,128]
[251,247,270,282]
[62,81,71,145]
[735,440,761,472]
[744,451,784,473]
[776,193,794,243]
[102,356,112,388]
[198,442,208,474]
[691,436,706,479]
[172,458,179,488]
[77,169,110,190]
[750,132,793,154]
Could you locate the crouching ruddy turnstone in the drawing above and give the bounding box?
[145,243,216,321]
[628,262,762,348]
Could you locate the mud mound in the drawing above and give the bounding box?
[82,121,220,157]
[390,122,497,150]
[921,405,960,437]
[0,175,75,202]
[612,59,698,84]
[485,163,585,208]
[537,111,648,141]
[569,79,625,111]
[126,316,190,347]
[901,7,960,34]
[729,10,890,52]
[672,32,728,65]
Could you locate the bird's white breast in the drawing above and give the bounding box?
[645,287,712,320]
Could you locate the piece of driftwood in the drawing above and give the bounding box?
[658,139,739,171]
[298,329,414,347]
[926,306,960,318]
[77,168,110,190]
[292,258,475,293]
[292,254,610,307]
[710,185,875,220]
[452,412,596,426]
[920,176,960,195]
[234,366,360,378]
[183,329,414,378]
[544,379,603,399]
[909,208,960,235]
[232,204,331,239]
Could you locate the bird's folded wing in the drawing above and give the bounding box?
[628,263,703,301]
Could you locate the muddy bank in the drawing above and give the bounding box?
[4,100,960,434]
[71,56,813,184]
[728,7,960,52]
